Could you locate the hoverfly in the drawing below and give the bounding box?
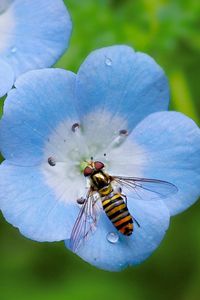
[69,160,178,252]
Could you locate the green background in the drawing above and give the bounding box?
[0,0,200,299]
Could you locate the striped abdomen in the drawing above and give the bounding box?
[101,188,133,236]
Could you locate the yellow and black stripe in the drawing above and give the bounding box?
[101,192,133,236]
[90,170,133,236]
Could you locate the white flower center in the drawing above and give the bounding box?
[0,1,15,53]
[42,111,147,205]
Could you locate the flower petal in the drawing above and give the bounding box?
[76,45,169,131]
[0,161,79,241]
[0,69,78,164]
[130,111,200,215]
[65,198,170,271]
[0,0,71,77]
[0,0,13,13]
[0,58,14,97]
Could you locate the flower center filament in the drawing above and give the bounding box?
[48,156,56,166]
[42,111,146,205]
[71,123,80,132]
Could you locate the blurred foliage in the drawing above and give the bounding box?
[0,0,200,299]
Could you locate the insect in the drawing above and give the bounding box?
[69,160,178,252]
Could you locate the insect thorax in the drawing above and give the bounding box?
[90,171,111,190]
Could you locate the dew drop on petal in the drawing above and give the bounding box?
[107,232,119,244]
[105,57,112,66]
[48,156,56,166]
[11,47,17,54]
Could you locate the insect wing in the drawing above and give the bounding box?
[69,190,101,253]
[112,176,178,200]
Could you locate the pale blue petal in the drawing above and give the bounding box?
[75,45,169,131]
[65,199,170,271]
[0,0,71,77]
[0,58,14,97]
[0,0,13,13]
[130,111,200,215]
[0,161,78,241]
[0,69,78,164]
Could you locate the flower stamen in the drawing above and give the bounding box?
[71,123,80,132]
[119,129,128,136]
[76,197,86,205]
[48,157,56,166]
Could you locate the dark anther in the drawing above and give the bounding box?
[91,156,93,161]
[104,153,106,157]
[71,123,80,132]
[48,157,56,166]
[77,197,85,205]
[119,129,128,136]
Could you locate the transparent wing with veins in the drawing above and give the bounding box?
[112,175,178,200]
[69,189,102,253]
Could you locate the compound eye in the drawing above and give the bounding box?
[94,161,104,170]
[84,166,93,177]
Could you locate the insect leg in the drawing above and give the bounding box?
[121,193,127,204]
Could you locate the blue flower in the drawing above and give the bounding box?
[0,0,71,97]
[0,45,200,271]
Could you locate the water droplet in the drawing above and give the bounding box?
[105,57,112,66]
[119,129,128,136]
[107,232,119,244]
[11,47,17,53]
[71,123,80,132]
[48,156,56,166]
